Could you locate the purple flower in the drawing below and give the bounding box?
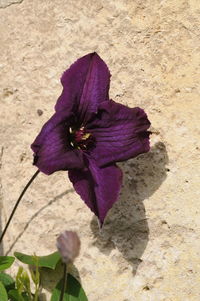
[31,53,151,225]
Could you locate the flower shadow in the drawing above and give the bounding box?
[5,189,73,255]
[38,262,81,301]
[90,142,169,275]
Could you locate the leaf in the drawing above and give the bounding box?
[0,256,15,271]
[20,269,31,293]
[21,292,29,301]
[14,251,61,269]
[0,273,15,291]
[50,273,88,301]
[16,266,24,294]
[8,289,21,301]
[0,281,8,301]
[16,266,32,298]
[8,289,29,301]
[30,255,40,286]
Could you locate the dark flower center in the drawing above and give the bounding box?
[69,126,95,150]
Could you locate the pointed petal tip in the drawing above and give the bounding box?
[96,217,104,229]
[60,52,109,84]
[69,162,122,226]
[56,52,111,117]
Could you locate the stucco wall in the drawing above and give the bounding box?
[0,0,200,300]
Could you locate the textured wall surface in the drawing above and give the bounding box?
[0,0,200,300]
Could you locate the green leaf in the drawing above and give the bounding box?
[0,273,15,290]
[21,292,29,301]
[20,269,31,292]
[50,273,88,301]
[16,267,24,294]
[8,289,21,301]
[0,281,8,301]
[30,255,40,286]
[16,266,32,299]
[14,251,61,269]
[0,256,15,271]
[8,289,29,301]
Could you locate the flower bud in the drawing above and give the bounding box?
[56,231,80,263]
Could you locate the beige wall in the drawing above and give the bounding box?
[0,0,200,300]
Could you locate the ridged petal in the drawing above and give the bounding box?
[68,159,122,225]
[86,100,151,166]
[31,112,84,175]
[55,52,110,124]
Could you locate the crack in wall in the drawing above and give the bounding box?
[0,0,24,9]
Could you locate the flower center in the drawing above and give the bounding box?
[70,126,94,150]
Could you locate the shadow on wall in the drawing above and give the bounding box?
[5,189,73,255]
[90,142,169,275]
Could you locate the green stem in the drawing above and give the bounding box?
[27,287,32,301]
[34,284,39,301]
[33,255,40,301]
[0,169,40,245]
[59,263,68,301]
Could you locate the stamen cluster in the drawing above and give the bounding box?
[70,126,94,150]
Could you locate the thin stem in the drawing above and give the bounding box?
[27,282,32,301]
[59,263,68,301]
[33,280,39,301]
[0,169,40,245]
[33,255,40,301]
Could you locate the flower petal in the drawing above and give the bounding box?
[55,52,110,124]
[31,112,84,175]
[87,100,151,166]
[68,159,122,225]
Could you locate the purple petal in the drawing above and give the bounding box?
[55,52,110,124]
[31,112,84,175]
[86,100,151,166]
[68,159,123,225]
